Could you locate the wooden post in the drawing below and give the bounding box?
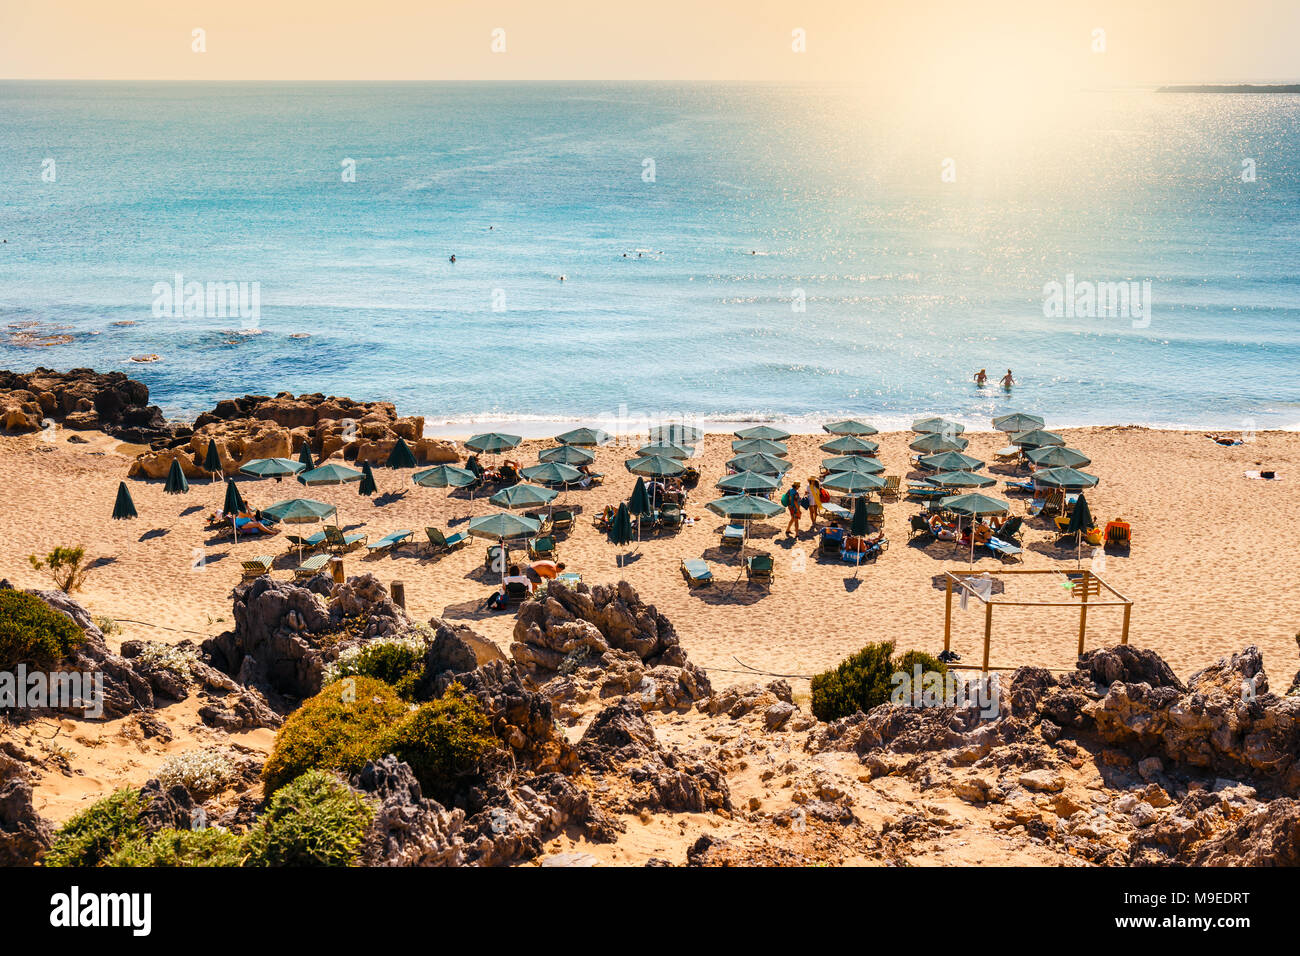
[391,580,406,610]
[328,556,344,584]
[1077,571,1090,657]
[944,575,954,655]
[1120,602,1131,645]
[982,601,993,673]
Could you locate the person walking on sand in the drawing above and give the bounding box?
[1000,369,1015,389]
[806,476,825,529]
[974,368,988,387]
[781,481,802,536]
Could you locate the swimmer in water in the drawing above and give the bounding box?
[1000,369,1015,389]
[974,368,988,387]
[449,255,456,263]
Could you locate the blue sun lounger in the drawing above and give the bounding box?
[367,530,413,554]
[680,558,713,587]
[985,537,1022,562]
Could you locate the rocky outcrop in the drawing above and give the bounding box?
[0,367,179,446]
[513,581,712,715]
[354,756,466,867]
[128,390,458,479]
[0,750,52,866]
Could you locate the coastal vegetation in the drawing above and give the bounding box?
[0,588,83,672]
[810,641,947,722]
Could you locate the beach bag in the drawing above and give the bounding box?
[819,487,830,503]
[781,489,794,508]
[800,495,811,509]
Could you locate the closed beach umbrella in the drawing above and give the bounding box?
[731,438,788,457]
[164,458,189,495]
[909,433,969,454]
[1033,466,1100,490]
[625,454,685,478]
[521,462,583,486]
[555,427,609,447]
[629,476,653,519]
[735,424,791,442]
[940,492,1010,566]
[850,496,870,536]
[823,419,879,436]
[466,432,522,455]
[1027,445,1091,469]
[821,455,885,475]
[993,412,1046,433]
[112,481,137,520]
[386,437,418,469]
[413,464,477,489]
[819,435,878,456]
[608,502,634,553]
[298,463,364,486]
[490,483,557,510]
[202,439,222,480]
[1067,492,1095,566]
[639,441,696,460]
[726,452,791,476]
[358,463,378,496]
[918,451,984,473]
[649,423,703,444]
[240,458,306,481]
[716,470,779,495]
[928,470,995,489]
[467,511,541,585]
[1010,428,1065,449]
[539,444,595,466]
[822,471,885,495]
[912,417,965,435]
[297,444,315,470]
[223,479,247,516]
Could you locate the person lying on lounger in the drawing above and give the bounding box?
[929,516,958,541]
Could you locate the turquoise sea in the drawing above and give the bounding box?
[1,81,1298,433]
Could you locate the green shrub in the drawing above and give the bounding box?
[105,827,246,867]
[44,789,143,867]
[810,641,948,721]
[379,682,497,800]
[28,545,92,593]
[261,677,409,794]
[0,589,84,672]
[244,770,373,867]
[323,636,427,699]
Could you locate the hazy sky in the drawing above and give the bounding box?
[2,0,1298,83]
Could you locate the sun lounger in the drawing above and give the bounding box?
[993,446,1022,463]
[821,502,851,523]
[426,527,468,554]
[819,527,844,557]
[367,530,413,554]
[504,580,532,606]
[746,552,774,587]
[293,553,331,580]
[1104,522,1131,550]
[843,534,888,564]
[880,475,901,500]
[908,514,933,541]
[906,484,947,500]
[1004,479,1036,494]
[680,558,713,587]
[659,503,683,531]
[720,524,745,549]
[241,555,274,580]
[556,571,582,586]
[550,509,575,533]
[985,537,1022,562]
[285,530,327,553]
[528,535,557,560]
[486,544,509,572]
[324,525,367,554]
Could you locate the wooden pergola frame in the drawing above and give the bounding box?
[942,568,1133,672]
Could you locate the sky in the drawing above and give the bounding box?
[1,0,1298,83]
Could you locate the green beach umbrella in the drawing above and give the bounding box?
[625,454,685,478]
[164,458,189,495]
[940,492,1011,566]
[386,437,418,469]
[638,441,696,460]
[468,511,541,585]
[466,432,522,454]
[1010,428,1066,449]
[821,471,885,495]
[735,424,791,442]
[223,479,247,516]
[539,444,595,466]
[725,452,791,476]
[263,497,337,524]
[112,482,137,520]
[297,463,364,486]
[821,455,885,475]
[716,470,779,494]
[358,463,378,496]
[850,496,870,536]
[413,464,477,489]
[1066,492,1095,566]
[520,462,583,486]
[912,417,965,435]
[609,502,634,551]
[705,494,784,522]
[993,412,1046,433]
[731,438,789,457]
[490,483,558,509]
[928,470,996,489]
[240,457,306,480]
[649,423,703,444]
[555,426,609,447]
[823,419,879,436]
[1033,466,1100,489]
[202,439,222,480]
[629,477,653,518]
[909,433,970,454]
[1027,445,1092,469]
[297,443,315,470]
[918,451,984,473]
[819,435,879,456]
